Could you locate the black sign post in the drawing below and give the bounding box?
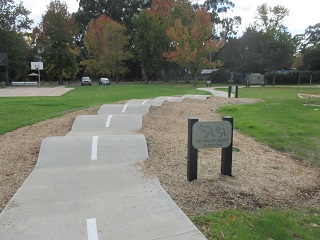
[221,116,234,176]
[228,86,239,98]
[187,118,198,181]
[187,116,234,181]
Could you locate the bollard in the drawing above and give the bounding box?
[235,86,239,98]
[228,86,232,98]
[221,116,233,176]
[187,118,198,181]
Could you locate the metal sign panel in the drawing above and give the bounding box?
[192,121,232,149]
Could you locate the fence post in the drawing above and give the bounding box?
[187,118,198,181]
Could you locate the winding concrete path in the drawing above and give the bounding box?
[0,95,213,240]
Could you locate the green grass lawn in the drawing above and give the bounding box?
[0,83,205,135]
[193,207,320,240]
[220,86,320,166]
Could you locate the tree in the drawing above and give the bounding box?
[261,30,295,72]
[253,3,289,33]
[0,0,33,83]
[203,0,234,23]
[77,0,151,30]
[301,23,320,50]
[252,3,295,85]
[163,7,225,86]
[0,0,33,31]
[132,0,173,83]
[219,37,242,71]
[40,0,79,84]
[296,23,320,70]
[82,14,132,82]
[302,45,320,71]
[0,31,29,82]
[202,0,241,38]
[75,0,152,81]
[236,28,265,73]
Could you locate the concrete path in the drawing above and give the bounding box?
[197,87,233,97]
[98,104,151,115]
[0,94,211,240]
[67,114,142,136]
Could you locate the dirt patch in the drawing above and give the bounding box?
[0,96,319,216]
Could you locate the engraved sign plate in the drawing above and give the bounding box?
[192,121,232,149]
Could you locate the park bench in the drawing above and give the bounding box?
[11,82,38,87]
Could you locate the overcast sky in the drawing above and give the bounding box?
[16,0,319,36]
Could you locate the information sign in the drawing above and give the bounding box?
[192,121,232,149]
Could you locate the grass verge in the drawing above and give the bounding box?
[219,86,320,166]
[193,207,320,240]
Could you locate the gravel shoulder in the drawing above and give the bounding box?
[1,96,319,216]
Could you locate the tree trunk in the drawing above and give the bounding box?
[5,66,9,86]
[193,74,198,86]
[141,66,148,84]
[116,71,119,83]
[272,70,276,86]
[59,74,63,85]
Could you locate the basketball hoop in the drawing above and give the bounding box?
[31,62,43,87]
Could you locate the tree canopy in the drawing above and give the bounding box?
[77,0,151,30]
[0,0,33,31]
[39,0,79,83]
[0,0,33,83]
[253,3,289,33]
[163,7,225,85]
[82,14,132,82]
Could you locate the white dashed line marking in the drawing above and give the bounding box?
[87,218,99,240]
[142,100,148,105]
[105,115,113,128]
[122,104,128,113]
[91,136,98,161]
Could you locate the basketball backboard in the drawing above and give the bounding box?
[31,62,44,70]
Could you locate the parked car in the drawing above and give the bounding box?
[81,76,91,86]
[99,77,110,85]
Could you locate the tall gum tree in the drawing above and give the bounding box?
[163,7,225,86]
